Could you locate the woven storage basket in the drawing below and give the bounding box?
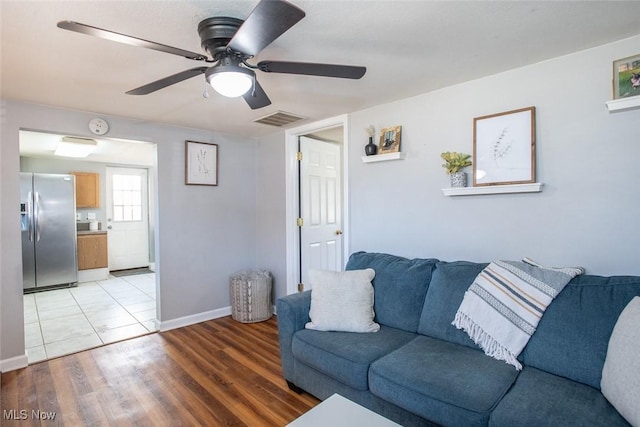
[230,270,273,323]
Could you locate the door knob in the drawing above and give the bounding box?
[107,225,112,230]
[335,230,343,236]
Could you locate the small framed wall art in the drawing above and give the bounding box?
[378,125,402,154]
[613,54,640,99]
[185,140,218,186]
[473,107,535,187]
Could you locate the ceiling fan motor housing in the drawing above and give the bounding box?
[205,56,255,82]
[197,17,244,59]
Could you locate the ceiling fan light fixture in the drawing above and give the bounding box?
[206,65,254,98]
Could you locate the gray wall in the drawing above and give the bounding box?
[1,101,257,363]
[255,130,287,301]
[345,34,640,275]
[254,34,640,290]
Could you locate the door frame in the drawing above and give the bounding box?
[285,114,350,295]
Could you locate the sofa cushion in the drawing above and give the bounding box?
[345,252,438,333]
[523,274,640,389]
[489,366,630,427]
[369,335,518,426]
[292,326,417,391]
[417,261,488,350]
[601,296,640,426]
[305,268,379,333]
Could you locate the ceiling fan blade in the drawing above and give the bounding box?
[57,21,208,61]
[257,61,366,79]
[126,67,208,95]
[228,0,305,56]
[242,79,272,110]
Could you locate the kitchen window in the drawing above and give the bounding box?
[112,174,143,222]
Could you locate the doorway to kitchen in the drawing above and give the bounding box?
[19,130,158,363]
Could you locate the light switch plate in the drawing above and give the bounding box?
[87,212,96,220]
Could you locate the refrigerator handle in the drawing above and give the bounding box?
[34,191,41,242]
[27,191,34,242]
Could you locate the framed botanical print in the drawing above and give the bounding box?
[473,107,535,187]
[185,141,218,186]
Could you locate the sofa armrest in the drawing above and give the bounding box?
[276,291,311,382]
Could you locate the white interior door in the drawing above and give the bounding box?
[300,136,343,289]
[106,167,149,271]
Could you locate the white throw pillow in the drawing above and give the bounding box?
[601,296,640,426]
[305,268,380,333]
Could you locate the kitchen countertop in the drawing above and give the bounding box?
[77,230,107,235]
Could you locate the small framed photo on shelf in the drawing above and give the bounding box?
[613,54,640,100]
[378,126,402,154]
[185,141,218,186]
[473,107,535,187]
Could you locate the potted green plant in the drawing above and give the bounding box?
[441,152,472,187]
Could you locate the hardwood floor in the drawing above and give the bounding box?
[1,316,319,426]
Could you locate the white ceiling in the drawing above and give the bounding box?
[3,0,640,142]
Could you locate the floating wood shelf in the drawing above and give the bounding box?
[442,182,544,196]
[361,152,406,163]
[606,96,640,113]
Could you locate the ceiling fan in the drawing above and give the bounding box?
[57,0,366,110]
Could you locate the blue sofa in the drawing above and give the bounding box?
[277,252,640,426]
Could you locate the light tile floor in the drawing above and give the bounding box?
[23,273,157,363]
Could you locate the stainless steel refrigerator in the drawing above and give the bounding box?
[20,173,78,292]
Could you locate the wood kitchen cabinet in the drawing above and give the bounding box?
[71,172,100,208]
[77,233,108,270]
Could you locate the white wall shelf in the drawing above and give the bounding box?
[442,182,543,196]
[361,152,406,163]
[606,96,640,113]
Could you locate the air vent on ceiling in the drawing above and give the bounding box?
[253,111,306,127]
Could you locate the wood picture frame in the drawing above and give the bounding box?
[473,107,535,187]
[185,141,218,186]
[613,54,640,100]
[378,126,402,154]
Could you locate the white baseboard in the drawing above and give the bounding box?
[1,354,28,373]
[78,268,109,283]
[158,306,232,332]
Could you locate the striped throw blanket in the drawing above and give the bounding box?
[452,258,584,370]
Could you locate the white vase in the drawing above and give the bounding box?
[450,172,467,188]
